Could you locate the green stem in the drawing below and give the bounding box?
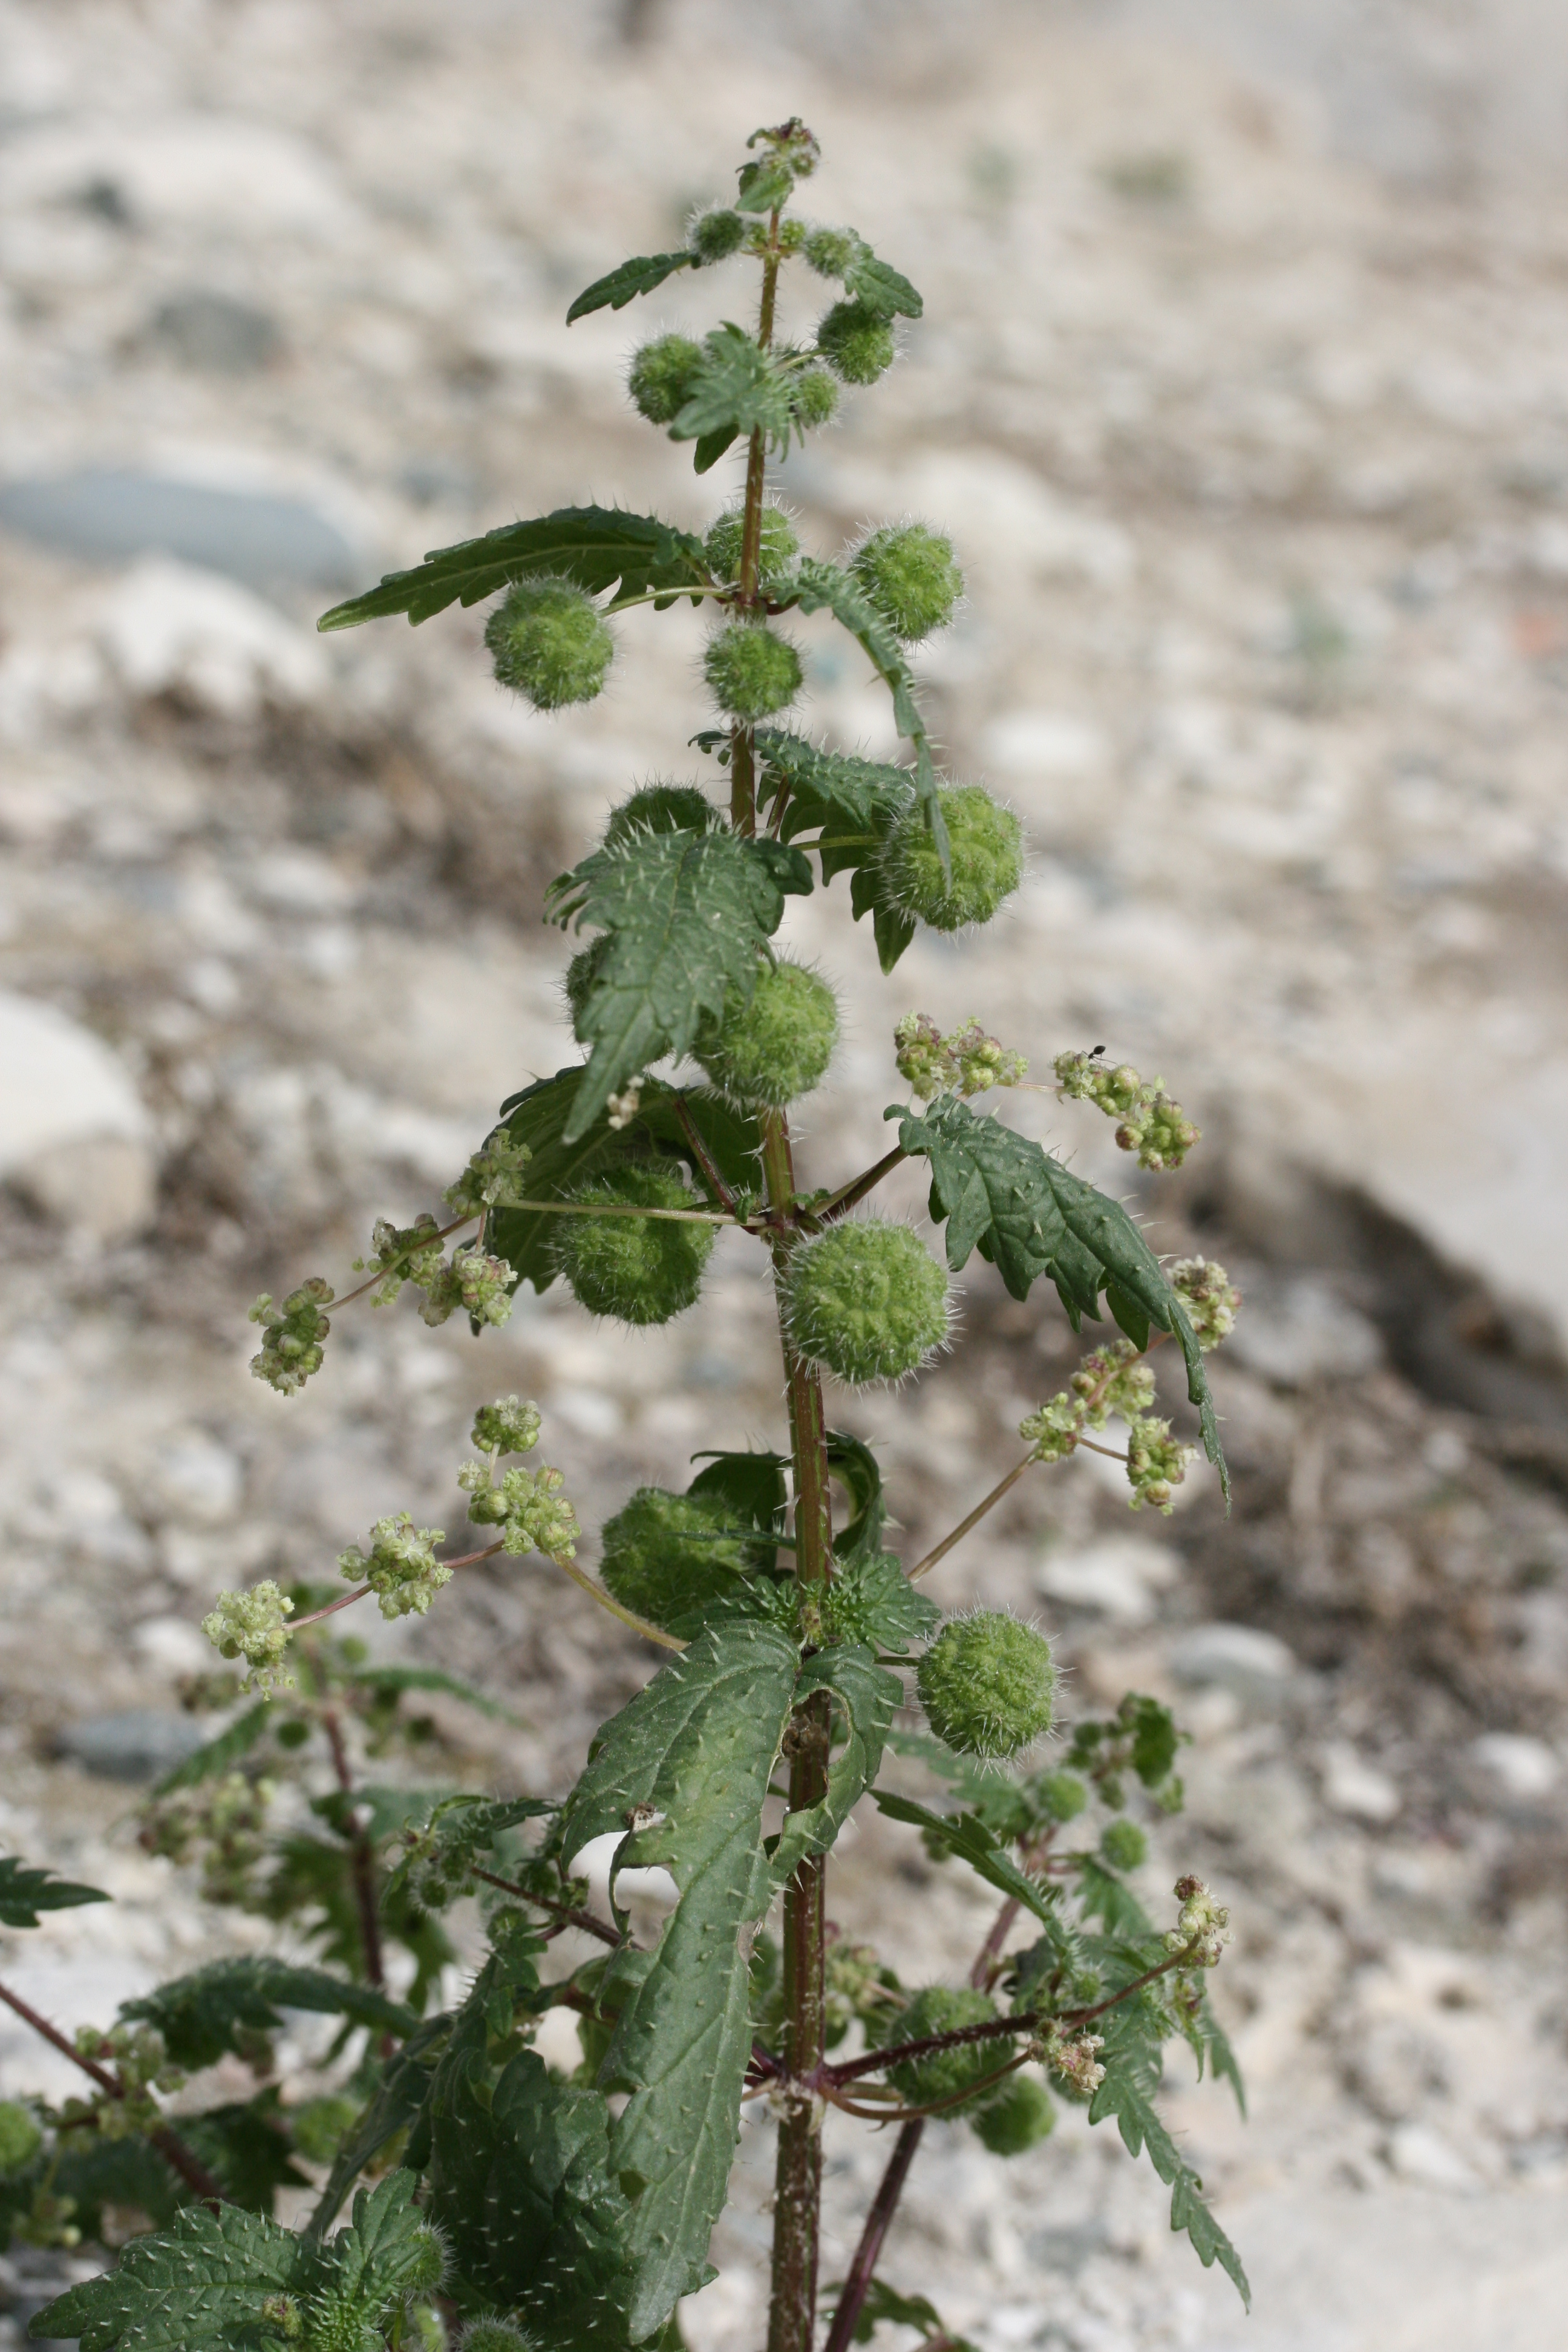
[763,1107,833,2352]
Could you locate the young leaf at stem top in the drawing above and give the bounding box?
[0,1853,108,1927]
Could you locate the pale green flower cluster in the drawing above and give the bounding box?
[65,2026,183,2141]
[1125,1418,1193,1513]
[1033,2022,1105,2096]
[1052,1050,1199,1172]
[338,1514,451,1620]
[1167,1875,1230,1968]
[201,1580,296,1691]
[1020,1338,1191,1512]
[459,1458,580,1560]
[895,1011,1026,1100]
[417,1245,516,1330]
[442,1126,532,1217]
[248,1279,333,1395]
[140,1771,274,1907]
[354,1214,446,1307]
[1169,1256,1240,1349]
[470,1395,542,1455]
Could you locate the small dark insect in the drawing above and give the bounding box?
[1089,1044,1106,1057]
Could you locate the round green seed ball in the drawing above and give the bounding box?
[628,332,704,425]
[462,2325,541,2352]
[971,2074,1056,2157]
[880,784,1022,932]
[916,1612,1057,1760]
[694,959,838,1106]
[816,298,895,386]
[850,523,964,642]
[704,506,800,588]
[563,932,610,1042]
[886,1986,1000,2109]
[803,225,859,279]
[0,2100,42,2176]
[703,622,803,721]
[604,782,714,846]
[785,1219,950,1388]
[1033,1768,1088,1824]
[485,581,613,711]
[554,1163,714,1326]
[1100,1818,1149,1872]
[598,1486,759,1630]
[791,364,841,430]
[689,207,746,263]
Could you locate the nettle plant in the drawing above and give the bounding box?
[1,122,1252,2352]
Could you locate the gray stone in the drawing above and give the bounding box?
[1224,1275,1383,1388]
[56,1711,206,1783]
[0,471,361,591]
[148,290,284,374]
[1169,1620,1299,1705]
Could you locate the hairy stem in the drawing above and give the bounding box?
[322,1708,385,1991]
[763,1106,834,2352]
[907,1456,1033,1581]
[822,2119,925,2352]
[671,1090,740,1211]
[0,1981,224,2210]
[818,1145,909,1224]
[470,1867,620,1949]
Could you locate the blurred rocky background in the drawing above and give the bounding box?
[2,2,1567,2347]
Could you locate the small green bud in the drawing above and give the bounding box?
[784,1218,950,1388]
[443,1126,532,1216]
[816,298,895,385]
[881,785,1022,933]
[554,1162,715,1325]
[688,206,747,263]
[249,1278,333,1396]
[470,1396,541,1456]
[462,2324,541,2352]
[1166,1874,1230,1967]
[1033,1768,1088,1823]
[703,505,800,587]
[970,2074,1056,2157]
[886,1985,1000,2109]
[1125,1417,1191,1514]
[628,332,704,424]
[604,781,716,846]
[598,1486,761,1630]
[790,364,840,430]
[803,224,860,279]
[849,523,964,642]
[1099,1818,1149,1872]
[0,2101,42,2177]
[1169,1256,1240,1349]
[417,1245,517,1331]
[694,958,838,1106]
[702,621,803,720]
[302,2289,382,2352]
[338,1514,451,1621]
[1034,2022,1105,2098]
[485,580,613,712]
[916,1611,1057,1760]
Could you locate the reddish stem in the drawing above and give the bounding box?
[322,1708,386,1991]
[822,2120,925,2352]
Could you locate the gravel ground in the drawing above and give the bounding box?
[2,7,1567,2349]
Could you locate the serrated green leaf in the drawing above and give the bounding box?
[545,829,804,1143]
[824,1551,941,1653]
[345,1664,520,1724]
[686,1448,789,1570]
[322,2169,436,2313]
[669,324,798,452]
[736,157,793,214]
[183,2091,310,2213]
[489,1071,762,1295]
[871,1791,1059,1930]
[771,1646,901,1887]
[151,1700,273,1796]
[29,2200,302,2351]
[843,249,924,319]
[893,1096,1228,1501]
[693,425,739,473]
[317,506,712,632]
[0,1853,108,1927]
[1088,2013,1250,2305]
[828,2276,979,2351]
[120,1958,416,2071]
[1072,1855,1157,1939]
[563,1622,801,2339]
[566,249,696,323]
[306,2010,453,2238]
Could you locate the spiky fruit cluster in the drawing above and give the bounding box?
[783,1218,950,1387]
[1100,1818,1149,1871]
[703,622,803,720]
[688,206,747,263]
[850,523,963,642]
[881,785,1022,933]
[916,1611,1057,1760]
[553,1162,714,1325]
[485,581,613,711]
[804,224,859,278]
[704,506,800,587]
[791,364,840,428]
[462,2325,541,2352]
[971,2074,1056,2157]
[817,298,895,385]
[628,332,703,423]
[598,1485,760,1630]
[694,958,838,1106]
[886,1985,1000,2109]
[604,782,714,845]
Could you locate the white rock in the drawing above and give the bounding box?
[567,1827,678,1910]
[981,708,1112,781]
[1385,2122,1480,2192]
[1224,1276,1383,1387]
[1169,1621,1298,1702]
[130,1616,214,1676]
[0,989,156,1242]
[1469,1733,1561,1802]
[1322,1741,1402,1823]
[1036,1535,1180,1624]
[146,1432,244,1527]
[96,557,330,721]
[0,115,355,237]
